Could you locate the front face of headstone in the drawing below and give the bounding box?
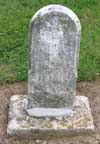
[28,5,81,109]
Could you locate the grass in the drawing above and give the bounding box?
[0,0,100,83]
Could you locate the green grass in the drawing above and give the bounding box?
[0,0,100,83]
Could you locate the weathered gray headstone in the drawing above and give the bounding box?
[28,5,80,109]
[7,5,94,139]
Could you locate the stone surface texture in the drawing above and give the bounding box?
[7,95,94,139]
[28,5,81,109]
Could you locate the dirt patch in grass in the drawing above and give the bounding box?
[0,81,100,144]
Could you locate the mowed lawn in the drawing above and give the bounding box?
[0,0,100,84]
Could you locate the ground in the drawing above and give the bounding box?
[0,81,100,144]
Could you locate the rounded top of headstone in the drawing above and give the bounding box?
[30,4,81,32]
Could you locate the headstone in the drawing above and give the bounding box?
[7,5,94,139]
[27,5,81,116]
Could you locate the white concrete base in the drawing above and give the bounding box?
[7,95,95,139]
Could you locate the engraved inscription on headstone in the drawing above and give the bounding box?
[28,5,81,114]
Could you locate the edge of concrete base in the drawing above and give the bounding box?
[7,95,95,139]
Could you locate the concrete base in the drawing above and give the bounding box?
[7,95,95,139]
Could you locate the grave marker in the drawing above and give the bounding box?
[7,5,94,139]
[28,5,81,114]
